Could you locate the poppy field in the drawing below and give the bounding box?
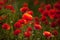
[0,0,60,40]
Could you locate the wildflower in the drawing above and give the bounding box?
[43,31,52,38]
[2,23,10,30]
[13,29,21,35]
[24,31,31,37]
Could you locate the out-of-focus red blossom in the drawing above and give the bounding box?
[24,31,31,37]
[40,2,45,8]
[43,31,52,38]
[44,20,49,25]
[0,22,3,25]
[45,4,51,10]
[34,22,40,24]
[18,19,27,24]
[38,8,44,13]
[0,6,2,10]
[34,0,39,6]
[55,10,60,19]
[13,29,21,35]
[48,9,56,19]
[23,2,28,7]
[34,17,39,22]
[2,23,10,30]
[11,10,16,13]
[50,22,56,28]
[0,16,3,21]
[27,11,33,15]
[2,15,7,19]
[20,7,29,13]
[34,17,40,24]
[54,2,60,10]
[52,30,58,36]
[0,1,5,5]
[56,19,60,26]
[3,0,7,3]
[14,22,22,28]
[26,27,32,31]
[40,16,46,21]
[34,24,42,30]
[42,10,49,16]
[22,13,33,21]
[5,5,14,10]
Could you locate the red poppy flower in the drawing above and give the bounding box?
[34,0,39,6]
[43,31,52,38]
[26,27,32,31]
[50,22,56,28]
[0,6,2,10]
[3,0,7,3]
[18,19,27,24]
[13,29,21,35]
[24,31,31,37]
[5,5,14,10]
[52,30,58,36]
[45,4,51,10]
[0,1,5,5]
[0,16,3,21]
[38,8,44,13]
[23,2,28,7]
[2,23,10,30]
[22,13,33,21]
[42,10,49,16]
[48,9,56,19]
[14,22,22,28]
[27,11,33,15]
[54,2,60,10]
[34,24,42,30]
[56,19,60,26]
[40,16,46,21]
[20,7,29,13]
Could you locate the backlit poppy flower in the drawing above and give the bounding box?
[43,31,52,38]
[22,13,33,21]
